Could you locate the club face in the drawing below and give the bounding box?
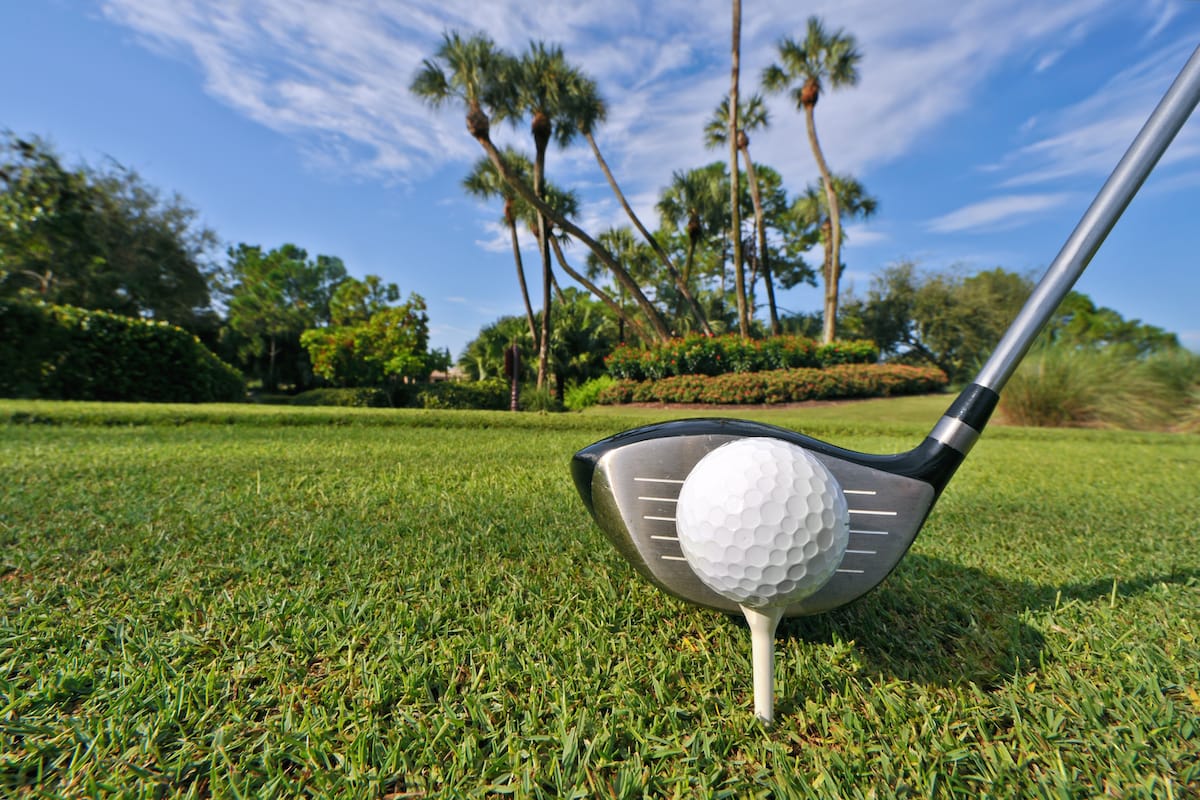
[573,419,945,617]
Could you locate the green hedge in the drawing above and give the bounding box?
[414,379,509,410]
[288,387,392,408]
[596,363,947,405]
[0,300,244,403]
[605,334,878,380]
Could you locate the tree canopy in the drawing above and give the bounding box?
[0,134,219,331]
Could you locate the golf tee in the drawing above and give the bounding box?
[740,604,785,724]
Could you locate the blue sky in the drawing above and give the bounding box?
[3,1,1199,357]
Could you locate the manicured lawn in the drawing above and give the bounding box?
[2,400,1197,797]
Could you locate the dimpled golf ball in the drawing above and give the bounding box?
[675,437,850,608]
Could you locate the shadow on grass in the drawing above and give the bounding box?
[774,555,1198,690]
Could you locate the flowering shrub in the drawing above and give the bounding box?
[594,363,947,405]
[605,334,877,380]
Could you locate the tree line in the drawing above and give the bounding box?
[0,133,438,397]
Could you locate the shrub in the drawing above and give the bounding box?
[415,379,509,411]
[0,299,244,403]
[1001,343,1200,430]
[518,384,561,413]
[563,376,615,411]
[597,364,947,405]
[605,334,876,380]
[289,387,391,408]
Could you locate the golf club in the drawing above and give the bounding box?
[572,44,1200,622]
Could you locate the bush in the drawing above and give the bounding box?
[563,376,616,411]
[0,300,244,403]
[605,334,877,380]
[518,384,561,413]
[1001,343,1200,430]
[596,364,947,405]
[289,387,391,408]
[415,379,509,410]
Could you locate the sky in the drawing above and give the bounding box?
[2,1,1199,357]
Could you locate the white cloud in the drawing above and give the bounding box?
[996,36,1200,188]
[927,193,1074,233]
[842,224,888,246]
[99,0,1133,187]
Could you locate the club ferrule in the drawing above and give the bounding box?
[929,415,981,455]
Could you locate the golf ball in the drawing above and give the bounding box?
[675,437,850,608]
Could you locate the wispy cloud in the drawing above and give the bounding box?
[100,0,1134,190]
[927,193,1073,233]
[994,36,1200,188]
[842,224,888,246]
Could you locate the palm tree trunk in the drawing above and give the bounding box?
[474,134,673,342]
[742,149,780,335]
[507,214,539,346]
[533,139,552,392]
[729,0,749,338]
[805,103,842,344]
[548,236,650,343]
[583,130,713,336]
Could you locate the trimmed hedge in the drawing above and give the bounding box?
[288,387,392,408]
[596,363,947,405]
[0,300,244,403]
[414,379,509,411]
[605,334,878,381]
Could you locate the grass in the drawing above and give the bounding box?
[1001,344,1200,431]
[1,399,1197,798]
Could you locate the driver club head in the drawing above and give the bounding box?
[572,413,974,617]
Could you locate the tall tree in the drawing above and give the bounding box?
[0,134,218,331]
[728,0,749,337]
[657,165,728,289]
[511,41,585,391]
[705,94,779,333]
[790,173,878,308]
[584,226,656,342]
[763,17,862,344]
[462,148,539,345]
[222,243,347,392]
[411,32,672,344]
[572,76,712,335]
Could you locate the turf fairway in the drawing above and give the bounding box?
[1,399,1197,798]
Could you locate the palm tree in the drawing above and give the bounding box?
[510,42,585,390]
[657,165,728,290]
[412,32,671,344]
[462,149,539,345]
[762,16,862,344]
[585,227,655,342]
[705,93,780,334]
[728,0,748,337]
[572,75,713,335]
[409,31,515,144]
[551,233,650,345]
[790,174,878,302]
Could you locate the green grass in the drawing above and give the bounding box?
[1,399,1197,798]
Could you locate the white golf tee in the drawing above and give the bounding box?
[741,604,785,724]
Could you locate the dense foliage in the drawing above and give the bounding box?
[0,135,219,333]
[597,363,946,405]
[300,290,431,403]
[221,243,349,392]
[839,263,1183,383]
[605,334,877,381]
[0,300,244,402]
[1000,342,1200,430]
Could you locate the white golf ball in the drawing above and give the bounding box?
[675,437,850,608]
